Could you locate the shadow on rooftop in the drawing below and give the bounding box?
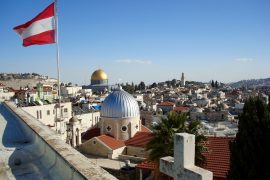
[0,104,51,179]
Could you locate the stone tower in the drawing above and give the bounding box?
[181,72,185,87]
[66,116,82,147]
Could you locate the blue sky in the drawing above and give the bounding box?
[1,0,270,85]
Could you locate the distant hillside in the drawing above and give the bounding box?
[229,78,270,88]
[0,73,58,89]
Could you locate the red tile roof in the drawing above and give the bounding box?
[82,127,100,140]
[135,136,234,180]
[97,135,125,150]
[125,131,153,148]
[158,102,175,106]
[173,106,190,112]
[203,136,234,179]
[136,160,157,170]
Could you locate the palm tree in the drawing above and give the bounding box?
[146,111,207,178]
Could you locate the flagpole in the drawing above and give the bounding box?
[54,0,62,126]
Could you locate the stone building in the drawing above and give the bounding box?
[78,87,152,160]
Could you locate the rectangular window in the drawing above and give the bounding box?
[40,110,42,119]
[47,110,50,115]
[37,110,39,119]
[53,109,55,115]
[64,108,68,113]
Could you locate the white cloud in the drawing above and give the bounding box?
[235,58,253,62]
[116,59,152,65]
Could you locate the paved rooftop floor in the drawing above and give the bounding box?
[83,154,136,170]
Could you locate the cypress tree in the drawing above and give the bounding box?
[228,98,270,179]
[211,80,215,87]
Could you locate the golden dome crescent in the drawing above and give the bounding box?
[91,69,108,81]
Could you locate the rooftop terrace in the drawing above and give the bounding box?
[0,102,116,179]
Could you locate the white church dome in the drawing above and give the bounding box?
[101,88,140,118]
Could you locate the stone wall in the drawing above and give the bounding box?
[78,137,111,158]
[126,146,149,158]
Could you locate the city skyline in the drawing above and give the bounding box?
[1,0,270,85]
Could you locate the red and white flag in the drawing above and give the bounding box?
[13,3,55,47]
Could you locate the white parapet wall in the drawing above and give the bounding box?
[3,101,117,180]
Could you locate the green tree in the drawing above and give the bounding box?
[165,80,171,87]
[211,80,215,87]
[134,84,138,91]
[122,82,135,94]
[146,111,207,171]
[138,81,146,90]
[150,82,157,89]
[228,98,270,179]
[171,79,177,87]
[215,80,219,88]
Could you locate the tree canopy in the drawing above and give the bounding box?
[228,98,270,179]
[138,81,146,90]
[146,111,207,167]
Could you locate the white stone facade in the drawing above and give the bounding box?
[21,102,72,127]
[60,86,82,97]
[76,111,100,133]
[0,92,14,102]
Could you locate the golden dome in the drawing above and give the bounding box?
[91,69,108,81]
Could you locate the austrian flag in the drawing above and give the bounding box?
[13,3,55,47]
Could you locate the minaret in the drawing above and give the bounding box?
[181,72,185,87]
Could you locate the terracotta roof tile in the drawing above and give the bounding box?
[97,135,125,150]
[136,160,157,170]
[158,102,175,106]
[173,106,190,112]
[125,131,153,147]
[135,136,233,179]
[203,136,234,179]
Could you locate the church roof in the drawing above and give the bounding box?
[125,131,153,148]
[97,135,125,150]
[101,89,140,118]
